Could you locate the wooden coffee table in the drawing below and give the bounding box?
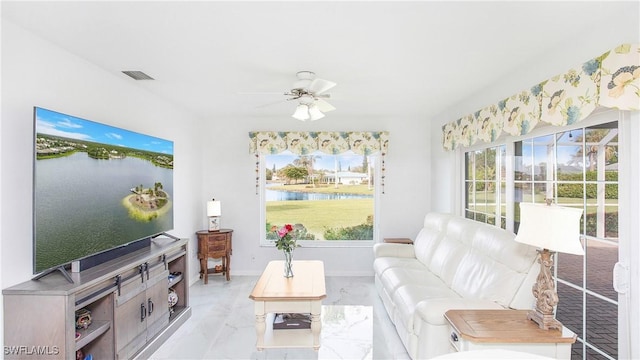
[249,260,326,350]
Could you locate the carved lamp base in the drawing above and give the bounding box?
[527,308,563,330]
[529,248,564,330]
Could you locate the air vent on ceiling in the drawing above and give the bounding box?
[122,70,155,80]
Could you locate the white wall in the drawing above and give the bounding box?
[201,114,431,276]
[0,20,204,348]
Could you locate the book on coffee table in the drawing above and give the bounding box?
[273,313,311,330]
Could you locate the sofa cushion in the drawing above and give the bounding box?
[427,233,470,287]
[373,256,425,279]
[422,212,451,230]
[450,223,537,307]
[379,265,448,295]
[451,250,528,307]
[393,282,459,332]
[472,224,537,273]
[413,213,450,266]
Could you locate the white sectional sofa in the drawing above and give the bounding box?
[374,213,539,359]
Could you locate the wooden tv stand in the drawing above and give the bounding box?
[3,237,191,359]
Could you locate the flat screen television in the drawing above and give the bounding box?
[33,106,174,277]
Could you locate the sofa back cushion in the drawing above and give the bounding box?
[427,216,480,287]
[450,223,538,307]
[413,213,537,307]
[413,213,450,267]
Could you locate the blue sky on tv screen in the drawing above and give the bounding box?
[35,107,173,155]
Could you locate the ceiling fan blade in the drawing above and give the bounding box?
[315,98,336,112]
[254,99,287,109]
[309,78,336,95]
[238,91,288,96]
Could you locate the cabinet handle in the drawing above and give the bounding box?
[139,264,145,283]
[115,275,122,296]
[148,298,154,315]
[450,332,458,342]
[141,303,147,322]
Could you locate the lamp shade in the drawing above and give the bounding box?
[292,104,309,121]
[206,200,221,217]
[515,202,584,255]
[308,105,325,121]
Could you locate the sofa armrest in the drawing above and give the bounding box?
[373,243,416,258]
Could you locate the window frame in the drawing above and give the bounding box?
[258,152,381,248]
[464,145,507,228]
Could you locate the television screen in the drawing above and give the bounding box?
[33,107,174,274]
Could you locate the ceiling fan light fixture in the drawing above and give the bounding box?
[292,104,310,121]
[308,105,325,121]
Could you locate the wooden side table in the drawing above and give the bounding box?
[196,229,233,283]
[444,309,576,359]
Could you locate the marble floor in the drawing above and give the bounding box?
[150,276,410,359]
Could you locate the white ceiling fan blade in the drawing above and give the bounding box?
[254,99,287,109]
[309,78,336,95]
[238,91,287,95]
[315,98,336,112]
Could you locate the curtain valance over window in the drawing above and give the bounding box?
[442,43,639,151]
[249,131,389,193]
[249,131,389,155]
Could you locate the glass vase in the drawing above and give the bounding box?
[283,250,294,278]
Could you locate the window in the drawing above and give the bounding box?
[250,131,388,247]
[464,145,506,228]
[260,151,379,246]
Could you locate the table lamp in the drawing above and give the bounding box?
[514,200,584,330]
[207,199,221,232]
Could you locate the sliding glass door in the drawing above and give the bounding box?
[465,112,627,359]
[515,120,620,359]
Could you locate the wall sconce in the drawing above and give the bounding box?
[207,199,221,232]
[514,200,584,330]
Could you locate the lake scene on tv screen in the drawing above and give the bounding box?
[34,107,174,273]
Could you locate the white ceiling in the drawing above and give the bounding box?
[2,1,638,121]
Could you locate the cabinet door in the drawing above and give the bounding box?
[145,268,170,340]
[114,275,147,359]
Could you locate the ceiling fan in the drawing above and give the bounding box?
[286,71,336,121]
[247,71,337,121]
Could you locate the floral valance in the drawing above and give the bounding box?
[249,131,389,156]
[249,131,389,193]
[443,43,640,151]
